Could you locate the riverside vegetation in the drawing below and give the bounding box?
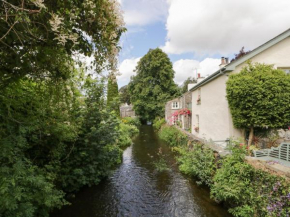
[0,0,138,216]
[157,123,290,217]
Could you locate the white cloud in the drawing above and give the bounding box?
[121,0,168,26]
[163,0,290,55]
[117,57,141,87]
[173,58,220,85]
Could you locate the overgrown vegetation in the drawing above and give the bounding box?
[0,1,130,216]
[158,125,290,217]
[158,125,187,147]
[153,117,166,131]
[122,117,141,127]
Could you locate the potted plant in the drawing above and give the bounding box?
[197,96,201,105]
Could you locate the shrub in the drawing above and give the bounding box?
[117,123,139,147]
[158,125,187,147]
[121,117,141,127]
[174,143,216,186]
[211,145,290,217]
[153,117,166,131]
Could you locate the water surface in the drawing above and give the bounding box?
[51,126,231,217]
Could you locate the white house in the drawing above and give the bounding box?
[190,29,290,142]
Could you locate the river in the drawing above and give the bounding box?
[51,125,231,217]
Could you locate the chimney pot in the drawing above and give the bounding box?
[225,57,229,64]
[221,57,225,65]
[198,73,201,78]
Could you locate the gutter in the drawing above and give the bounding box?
[189,67,227,92]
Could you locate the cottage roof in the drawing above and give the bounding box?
[190,28,290,92]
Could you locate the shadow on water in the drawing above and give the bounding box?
[51,125,232,217]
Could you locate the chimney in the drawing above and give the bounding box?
[197,73,201,78]
[219,57,228,68]
[225,57,229,64]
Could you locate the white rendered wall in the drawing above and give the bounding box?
[191,36,290,142]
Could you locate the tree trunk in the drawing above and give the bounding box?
[248,127,254,148]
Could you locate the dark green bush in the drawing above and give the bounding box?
[174,144,216,186]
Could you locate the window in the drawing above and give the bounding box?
[278,67,290,74]
[197,88,201,105]
[172,101,179,109]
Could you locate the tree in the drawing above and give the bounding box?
[0,0,126,88]
[226,62,290,146]
[119,85,131,104]
[231,47,251,62]
[107,75,120,116]
[128,48,179,121]
[180,77,197,94]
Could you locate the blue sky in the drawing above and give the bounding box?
[117,0,290,87]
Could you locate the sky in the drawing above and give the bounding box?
[117,0,290,87]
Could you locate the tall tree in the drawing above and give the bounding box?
[180,77,197,94]
[119,85,131,104]
[226,62,290,146]
[107,75,120,116]
[128,48,179,121]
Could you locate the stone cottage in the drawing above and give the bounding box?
[120,103,136,118]
[165,91,192,130]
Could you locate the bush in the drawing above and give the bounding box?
[121,117,141,127]
[117,123,139,147]
[158,125,188,147]
[211,145,290,217]
[153,117,166,131]
[174,144,216,186]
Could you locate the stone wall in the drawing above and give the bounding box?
[165,91,192,130]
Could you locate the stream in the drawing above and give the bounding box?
[51,125,231,217]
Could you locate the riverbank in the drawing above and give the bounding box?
[158,124,290,217]
[51,125,231,217]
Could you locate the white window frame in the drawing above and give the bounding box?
[172,101,179,109]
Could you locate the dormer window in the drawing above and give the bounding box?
[172,101,179,109]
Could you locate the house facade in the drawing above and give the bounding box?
[120,104,136,118]
[165,91,192,130]
[190,29,290,142]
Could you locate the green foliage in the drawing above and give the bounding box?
[211,145,290,217]
[153,117,166,131]
[119,85,131,105]
[122,117,141,127]
[0,0,126,87]
[0,1,127,216]
[117,123,139,147]
[158,125,188,147]
[174,144,216,186]
[107,76,120,116]
[158,126,290,216]
[128,48,180,121]
[226,62,290,129]
[180,77,197,94]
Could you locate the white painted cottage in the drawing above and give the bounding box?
[190,29,290,142]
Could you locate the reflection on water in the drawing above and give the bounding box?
[51,126,231,217]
